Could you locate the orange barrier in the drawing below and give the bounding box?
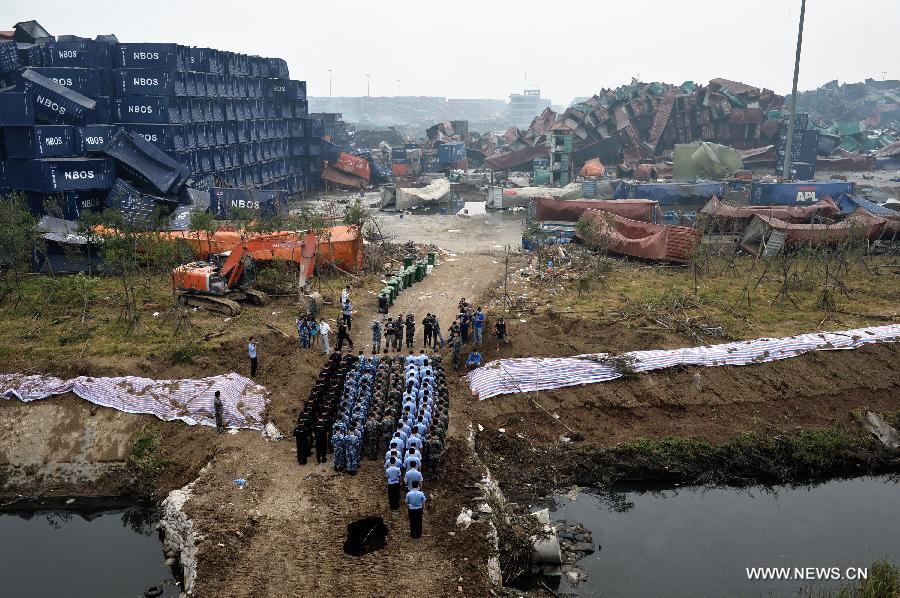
[92,225,364,273]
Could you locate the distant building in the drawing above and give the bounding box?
[307,96,505,130]
[508,89,551,127]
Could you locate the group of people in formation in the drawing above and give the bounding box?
[292,349,449,539]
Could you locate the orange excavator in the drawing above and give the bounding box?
[172,231,318,316]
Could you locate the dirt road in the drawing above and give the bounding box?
[186,250,506,598]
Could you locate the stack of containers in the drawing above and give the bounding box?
[437,140,466,171]
[0,32,320,220]
[306,115,324,191]
[775,113,818,180]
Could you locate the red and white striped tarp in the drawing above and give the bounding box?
[1,372,268,430]
[468,325,900,400]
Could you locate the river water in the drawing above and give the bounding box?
[551,476,899,597]
[0,505,180,598]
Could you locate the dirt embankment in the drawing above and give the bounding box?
[457,309,900,501]
[0,328,306,503]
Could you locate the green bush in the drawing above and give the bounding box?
[130,426,171,478]
[834,560,900,598]
[168,341,201,364]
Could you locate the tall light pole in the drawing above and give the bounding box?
[396,79,402,96]
[328,69,332,97]
[365,74,371,97]
[782,0,806,181]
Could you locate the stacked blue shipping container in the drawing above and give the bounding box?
[0,31,325,221]
[774,114,818,180]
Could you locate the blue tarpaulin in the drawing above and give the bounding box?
[836,193,896,217]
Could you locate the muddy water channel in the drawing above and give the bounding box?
[0,504,179,598]
[551,476,899,597]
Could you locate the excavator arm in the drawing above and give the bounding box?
[218,230,318,290]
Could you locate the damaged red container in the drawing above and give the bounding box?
[333,151,371,181]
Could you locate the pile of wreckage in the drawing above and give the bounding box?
[700,193,900,255]
[434,77,898,177]
[525,189,899,264]
[457,78,787,173]
[795,78,900,168]
[319,139,392,189]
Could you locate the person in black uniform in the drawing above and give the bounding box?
[293,413,310,466]
[314,416,329,464]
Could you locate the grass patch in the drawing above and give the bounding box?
[552,254,900,341]
[167,340,202,364]
[0,271,355,365]
[825,560,900,598]
[606,424,886,482]
[130,426,172,478]
[785,426,874,472]
[887,411,900,433]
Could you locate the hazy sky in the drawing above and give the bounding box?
[3,0,897,104]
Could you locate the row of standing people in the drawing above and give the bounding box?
[292,352,360,466]
[383,352,449,538]
[370,313,447,353]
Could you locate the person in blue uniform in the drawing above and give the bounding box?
[406,480,426,538]
[385,457,402,510]
[404,461,422,491]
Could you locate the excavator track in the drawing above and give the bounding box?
[177,293,243,316]
[243,289,270,306]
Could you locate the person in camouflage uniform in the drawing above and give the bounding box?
[345,426,361,475]
[371,320,382,354]
[364,417,381,460]
[331,424,346,471]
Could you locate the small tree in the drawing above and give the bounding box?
[0,193,42,303]
[188,209,217,260]
[343,197,369,229]
[79,209,143,333]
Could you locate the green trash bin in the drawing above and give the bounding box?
[403,255,414,268]
[419,260,428,277]
[427,251,436,266]
[405,268,414,287]
[382,287,394,305]
[417,262,425,282]
[389,278,400,297]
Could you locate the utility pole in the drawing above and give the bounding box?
[782,0,806,181]
[328,69,332,97]
[366,74,371,97]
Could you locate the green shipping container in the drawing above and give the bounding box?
[552,134,573,153]
[533,167,551,185]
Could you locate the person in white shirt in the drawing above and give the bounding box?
[319,320,332,354]
[248,337,257,377]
